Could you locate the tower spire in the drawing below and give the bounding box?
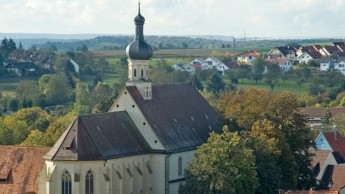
[138,0,141,14]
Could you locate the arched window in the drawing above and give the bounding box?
[62,170,72,194]
[85,170,94,194]
[178,157,182,176]
[134,69,137,77]
[141,69,144,78]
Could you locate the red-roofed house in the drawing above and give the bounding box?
[297,51,323,64]
[315,130,345,159]
[236,50,260,65]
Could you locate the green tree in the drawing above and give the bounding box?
[302,67,312,81]
[265,63,280,91]
[251,57,265,84]
[45,113,76,145]
[44,74,73,105]
[180,127,259,194]
[190,75,203,91]
[245,120,282,194]
[11,107,52,131]
[207,72,225,95]
[0,115,29,144]
[18,41,23,49]
[21,129,50,146]
[237,65,251,84]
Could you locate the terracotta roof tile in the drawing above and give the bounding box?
[310,150,331,169]
[300,107,345,118]
[322,165,345,190]
[236,50,260,57]
[323,131,345,158]
[282,190,338,194]
[0,146,49,194]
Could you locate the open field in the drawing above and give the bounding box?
[234,78,311,95]
[0,77,39,96]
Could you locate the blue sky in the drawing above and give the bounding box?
[0,0,344,38]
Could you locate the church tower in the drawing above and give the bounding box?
[125,1,153,100]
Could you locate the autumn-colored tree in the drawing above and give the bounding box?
[10,107,52,131]
[180,127,259,194]
[45,113,76,145]
[21,129,50,147]
[215,88,316,190]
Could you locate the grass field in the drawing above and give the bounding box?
[0,77,39,96]
[233,78,311,95]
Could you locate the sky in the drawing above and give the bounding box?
[0,0,345,38]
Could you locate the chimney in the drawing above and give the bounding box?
[333,125,337,140]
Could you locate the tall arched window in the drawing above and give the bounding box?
[134,69,137,77]
[62,170,72,194]
[85,170,94,194]
[141,69,144,78]
[178,157,182,176]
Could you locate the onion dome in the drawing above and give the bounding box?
[126,2,153,60]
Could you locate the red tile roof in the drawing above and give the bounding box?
[236,50,260,57]
[323,131,345,158]
[300,107,345,118]
[224,61,239,69]
[0,146,49,194]
[310,150,331,169]
[322,165,345,191]
[281,190,338,194]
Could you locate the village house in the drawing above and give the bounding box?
[265,58,292,73]
[300,107,345,129]
[236,50,260,65]
[267,46,297,60]
[297,51,323,64]
[172,62,195,74]
[312,129,345,194]
[4,61,38,76]
[190,58,208,71]
[40,5,221,194]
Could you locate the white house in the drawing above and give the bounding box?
[40,6,221,194]
[335,60,345,75]
[215,63,229,74]
[297,51,322,64]
[320,61,331,71]
[236,50,260,65]
[172,63,195,74]
[265,58,292,73]
[205,57,224,70]
[190,58,208,71]
[69,59,80,74]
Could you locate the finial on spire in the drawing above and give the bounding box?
[138,0,141,14]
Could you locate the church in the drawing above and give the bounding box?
[40,3,221,194]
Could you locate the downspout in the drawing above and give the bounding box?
[165,154,171,194]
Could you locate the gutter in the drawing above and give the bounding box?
[165,154,171,194]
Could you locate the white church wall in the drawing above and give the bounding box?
[43,154,168,194]
[168,150,195,194]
